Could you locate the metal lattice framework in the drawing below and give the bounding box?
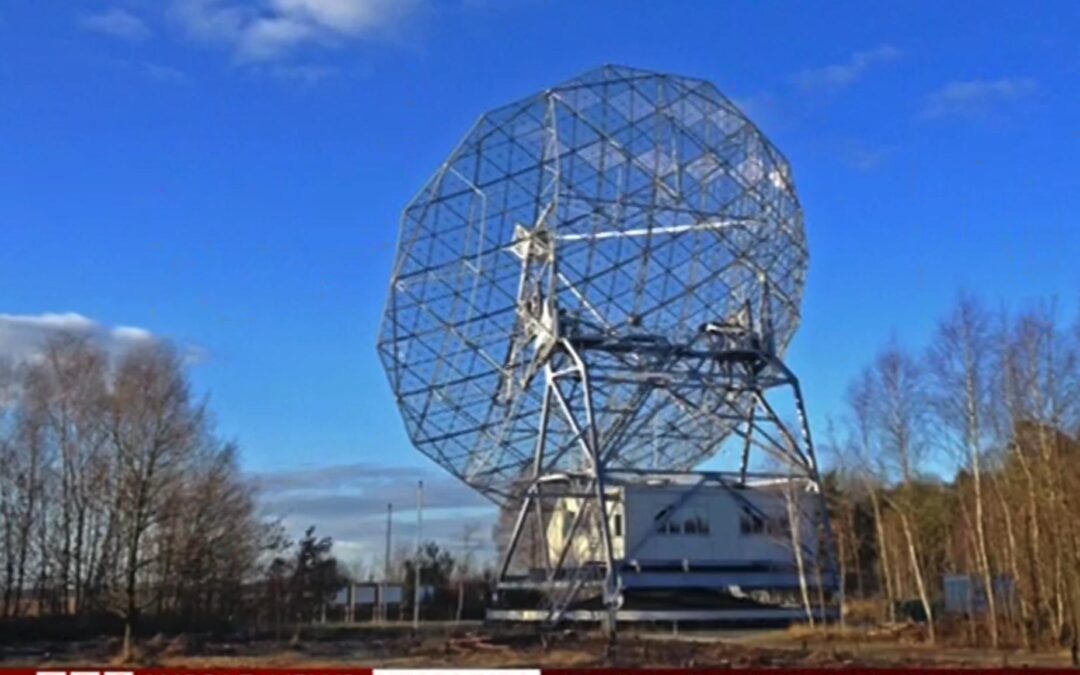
[378,65,809,504]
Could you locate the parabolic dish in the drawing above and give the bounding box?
[378,65,807,503]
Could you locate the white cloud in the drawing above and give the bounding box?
[731,91,794,133]
[0,312,155,364]
[170,0,422,61]
[836,139,897,171]
[252,461,498,565]
[96,56,191,84]
[79,7,152,41]
[269,63,338,83]
[112,325,154,341]
[144,62,190,83]
[275,0,404,32]
[794,44,901,91]
[918,78,1036,121]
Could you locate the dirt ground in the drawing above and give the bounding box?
[2,623,1075,669]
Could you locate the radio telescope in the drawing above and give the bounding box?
[379,65,833,625]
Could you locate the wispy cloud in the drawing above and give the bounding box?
[252,461,497,564]
[95,56,191,84]
[268,63,338,83]
[731,91,792,132]
[918,77,1036,121]
[144,62,190,83]
[794,44,902,91]
[251,461,421,493]
[170,0,423,62]
[0,312,154,364]
[79,7,151,41]
[836,139,897,171]
[0,312,210,366]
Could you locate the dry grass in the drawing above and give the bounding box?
[3,624,1075,669]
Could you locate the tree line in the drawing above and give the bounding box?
[0,333,348,656]
[0,331,496,655]
[825,293,1080,655]
[7,294,1080,655]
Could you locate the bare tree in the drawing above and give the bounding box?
[0,355,22,617]
[927,294,999,645]
[107,341,203,659]
[0,330,271,652]
[22,334,110,615]
[997,305,1080,651]
[780,477,815,626]
[863,345,936,642]
[846,370,897,623]
[2,382,48,618]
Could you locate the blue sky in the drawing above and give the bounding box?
[2,1,1078,564]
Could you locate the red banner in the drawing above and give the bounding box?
[0,665,1075,669]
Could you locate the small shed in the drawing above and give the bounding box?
[943,574,1015,616]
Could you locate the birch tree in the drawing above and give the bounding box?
[866,345,936,642]
[927,294,999,645]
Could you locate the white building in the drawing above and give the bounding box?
[548,478,830,604]
[490,475,834,623]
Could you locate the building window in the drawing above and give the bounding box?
[655,505,680,534]
[740,506,789,537]
[613,513,623,537]
[683,510,709,535]
[740,507,766,535]
[563,509,576,541]
[655,505,708,535]
[767,515,791,538]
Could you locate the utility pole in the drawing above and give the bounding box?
[382,502,392,623]
[412,480,424,629]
